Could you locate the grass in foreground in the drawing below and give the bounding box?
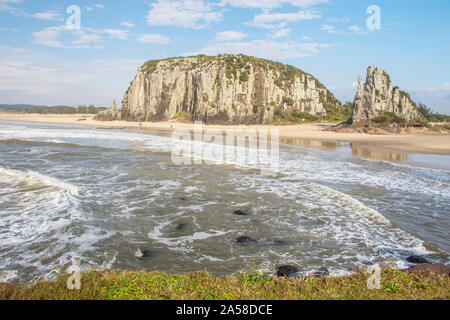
[0,269,448,300]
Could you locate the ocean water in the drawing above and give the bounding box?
[0,120,448,283]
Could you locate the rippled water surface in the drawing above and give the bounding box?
[0,121,448,283]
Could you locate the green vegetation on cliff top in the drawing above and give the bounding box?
[0,269,448,300]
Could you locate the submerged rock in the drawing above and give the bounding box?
[266,238,288,246]
[136,249,155,260]
[407,255,429,264]
[176,223,188,230]
[236,236,257,244]
[234,209,249,216]
[276,265,299,277]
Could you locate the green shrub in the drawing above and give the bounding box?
[239,72,249,82]
[274,109,284,117]
[371,112,406,125]
[418,103,450,122]
[282,96,295,106]
[324,102,352,122]
[384,282,401,294]
[292,110,320,122]
[274,79,283,88]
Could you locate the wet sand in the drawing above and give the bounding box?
[1,112,450,156]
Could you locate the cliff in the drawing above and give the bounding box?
[350,66,423,123]
[109,54,342,124]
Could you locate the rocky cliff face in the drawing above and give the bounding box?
[350,66,423,123]
[114,54,341,124]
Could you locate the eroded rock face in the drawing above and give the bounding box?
[95,100,120,121]
[350,66,423,123]
[120,54,341,124]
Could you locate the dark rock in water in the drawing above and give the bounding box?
[178,197,187,201]
[234,209,249,216]
[267,239,288,246]
[276,265,299,277]
[313,267,329,277]
[137,249,155,260]
[176,223,188,230]
[407,255,429,264]
[236,236,257,244]
[404,264,450,276]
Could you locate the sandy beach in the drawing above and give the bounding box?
[1,112,450,156]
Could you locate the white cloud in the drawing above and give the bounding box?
[218,0,329,9]
[388,22,406,27]
[413,83,450,93]
[184,39,339,60]
[67,31,103,45]
[0,45,27,54]
[103,29,129,40]
[32,26,70,48]
[0,58,142,107]
[32,26,129,49]
[348,25,367,35]
[322,24,367,36]
[0,0,22,10]
[321,24,338,34]
[146,0,222,29]
[269,28,291,39]
[31,11,62,21]
[0,0,25,16]
[252,10,320,24]
[121,22,136,28]
[138,34,171,44]
[302,35,311,40]
[86,4,103,12]
[327,17,350,23]
[409,83,450,114]
[216,31,247,41]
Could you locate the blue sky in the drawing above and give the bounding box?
[0,0,449,113]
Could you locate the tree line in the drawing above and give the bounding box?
[417,103,450,123]
[0,105,107,114]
